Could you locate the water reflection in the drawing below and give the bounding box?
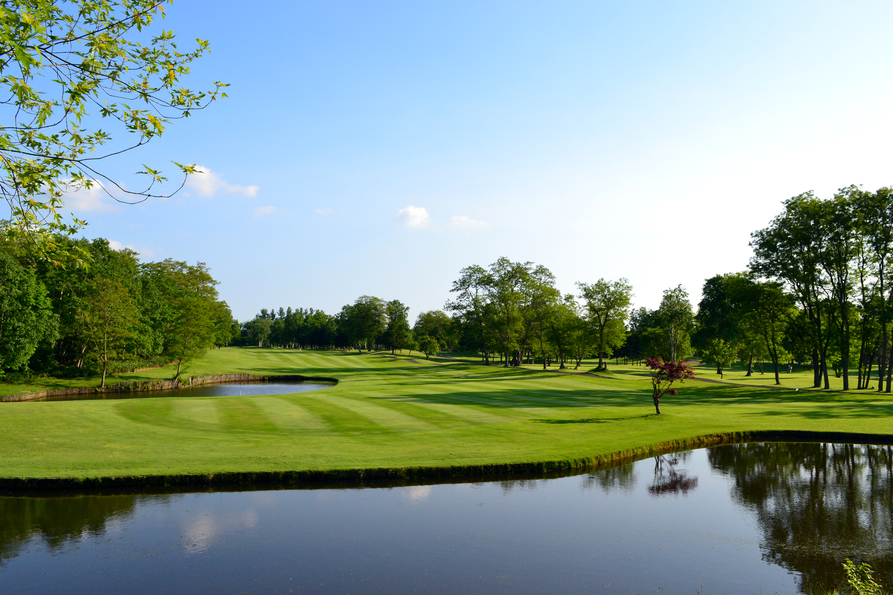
[0,443,891,594]
[708,443,893,593]
[0,494,142,561]
[649,453,699,496]
[31,381,333,402]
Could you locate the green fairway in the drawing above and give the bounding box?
[1,347,892,484]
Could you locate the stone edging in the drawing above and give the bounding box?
[0,374,337,403]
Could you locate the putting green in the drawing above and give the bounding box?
[1,347,891,483]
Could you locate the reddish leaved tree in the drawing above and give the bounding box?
[646,358,696,415]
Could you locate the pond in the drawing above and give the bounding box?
[28,381,334,402]
[1,442,890,594]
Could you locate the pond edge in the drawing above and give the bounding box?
[0,374,338,403]
[2,430,891,493]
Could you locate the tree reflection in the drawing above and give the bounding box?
[708,443,893,593]
[0,494,145,564]
[648,454,698,496]
[580,462,638,494]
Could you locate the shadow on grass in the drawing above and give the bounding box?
[751,401,893,419]
[529,415,653,424]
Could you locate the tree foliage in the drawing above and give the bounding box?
[0,249,55,371]
[577,278,632,370]
[0,0,225,257]
[645,358,695,415]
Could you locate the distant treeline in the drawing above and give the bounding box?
[0,235,234,385]
[6,186,893,393]
[242,185,893,393]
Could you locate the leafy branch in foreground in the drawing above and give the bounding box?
[0,0,226,259]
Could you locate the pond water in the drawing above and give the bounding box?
[1,442,890,594]
[32,381,334,401]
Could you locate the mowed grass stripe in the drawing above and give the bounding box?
[401,385,539,419]
[169,398,221,431]
[393,397,515,426]
[252,396,328,432]
[114,397,178,429]
[347,392,478,429]
[298,396,393,436]
[477,379,613,408]
[213,398,280,434]
[319,394,438,433]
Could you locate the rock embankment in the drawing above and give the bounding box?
[1,374,334,402]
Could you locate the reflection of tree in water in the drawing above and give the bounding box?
[580,462,638,494]
[0,494,158,565]
[648,454,698,496]
[708,443,893,594]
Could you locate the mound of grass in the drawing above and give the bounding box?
[0,347,891,484]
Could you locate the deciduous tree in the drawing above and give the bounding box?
[0,0,225,258]
[577,278,632,370]
[646,358,695,415]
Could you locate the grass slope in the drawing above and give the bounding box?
[1,347,891,481]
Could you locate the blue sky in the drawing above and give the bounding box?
[56,0,893,322]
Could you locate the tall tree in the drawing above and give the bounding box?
[383,299,412,354]
[751,192,831,388]
[413,310,456,351]
[0,250,56,372]
[819,188,859,390]
[655,285,694,362]
[343,296,386,351]
[577,278,632,370]
[446,265,491,362]
[486,258,532,367]
[854,187,893,392]
[524,265,560,369]
[148,259,221,380]
[78,277,139,387]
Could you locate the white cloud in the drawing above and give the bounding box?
[185,165,259,198]
[252,206,277,217]
[451,215,489,229]
[398,205,430,228]
[315,208,335,216]
[63,180,120,213]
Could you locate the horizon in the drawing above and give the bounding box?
[40,1,893,321]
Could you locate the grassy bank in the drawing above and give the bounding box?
[1,347,891,486]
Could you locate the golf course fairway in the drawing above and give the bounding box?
[1,347,891,488]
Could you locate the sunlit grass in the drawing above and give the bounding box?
[0,347,891,480]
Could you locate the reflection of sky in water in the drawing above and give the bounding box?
[1,444,890,594]
[38,382,334,401]
[401,485,431,503]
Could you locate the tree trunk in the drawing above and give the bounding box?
[812,349,821,388]
[746,355,754,376]
[878,322,889,393]
[653,397,660,415]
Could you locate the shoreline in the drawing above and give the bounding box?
[2,429,890,494]
[0,374,338,402]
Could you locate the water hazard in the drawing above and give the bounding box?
[29,381,334,401]
[1,442,890,594]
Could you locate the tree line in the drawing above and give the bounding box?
[0,234,234,385]
[238,185,893,394]
[6,185,893,392]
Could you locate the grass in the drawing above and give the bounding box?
[0,347,891,484]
